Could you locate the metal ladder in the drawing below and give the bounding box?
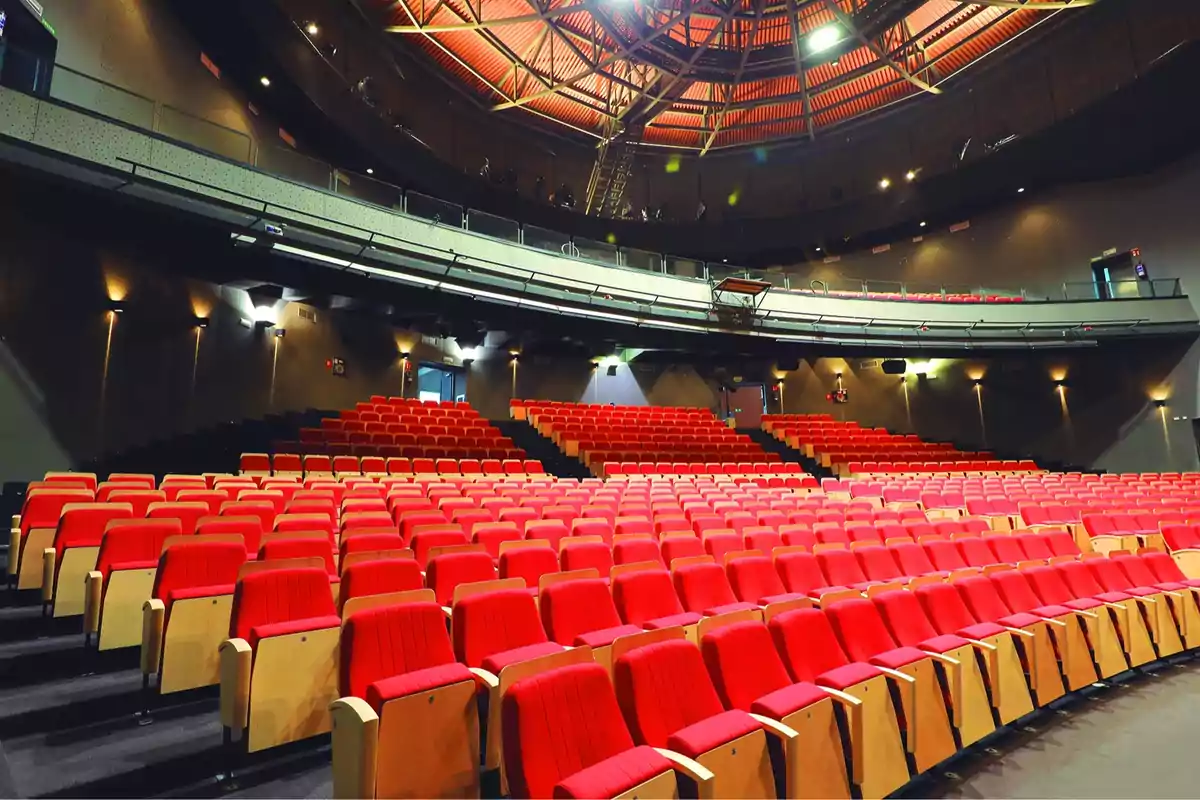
[584,121,642,218]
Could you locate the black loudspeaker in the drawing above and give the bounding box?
[777,358,799,372]
[606,365,618,376]
[881,359,907,375]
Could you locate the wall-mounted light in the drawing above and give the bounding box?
[305,21,320,35]
[905,170,917,182]
[400,351,411,360]
[107,299,125,314]
[193,316,209,328]
[835,371,843,380]
[274,328,286,338]
[1154,398,1167,408]
[878,177,891,191]
[259,76,272,88]
[973,379,983,389]
[254,319,275,330]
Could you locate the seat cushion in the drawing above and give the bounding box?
[1031,604,1073,619]
[703,601,759,616]
[1095,591,1132,604]
[481,641,565,675]
[1121,586,1159,598]
[644,612,703,630]
[919,634,970,654]
[1063,598,1103,611]
[869,646,929,670]
[1154,581,1188,591]
[817,662,881,691]
[366,662,475,712]
[998,612,1044,629]
[554,745,673,799]
[574,624,644,648]
[750,681,828,719]
[957,621,1007,640]
[248,615,340,651]
[666,709,761,760]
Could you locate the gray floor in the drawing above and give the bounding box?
[914,657,1200,799]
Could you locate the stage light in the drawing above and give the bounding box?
[1017,187,1025,193]
[879,177,891,190]
[259,76,271,87]
[305,21,319,35]
[905,170,917,182]
[808,25,841,53]
[366,168,374,175]
[920,221,927,227]
[815,246,822,252]
[460,346,479,361]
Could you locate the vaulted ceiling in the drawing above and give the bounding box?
[369,0,1095,151]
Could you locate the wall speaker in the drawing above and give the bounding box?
[881,359,907,375]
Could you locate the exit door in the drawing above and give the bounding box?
[724,385,766,429]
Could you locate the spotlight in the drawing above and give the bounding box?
[879,177,891,190]
[193,316,209,328]
[274,328,286,338]
[259,76,271,87]
[905,170,917,182]
[815,246,822,252]
[366,168,374,175]
[1017,187,1026,194]
[919,221,927,227]
[305,21,319,35]
[460,346,479,362]
[807,24,841,54]
[107,299,125,314]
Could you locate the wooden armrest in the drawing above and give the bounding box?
[1004,626,1035,638]
[330,696,379,800]
[7,527,20,576]
[654,747,716,789]
[921,650,960,666]
[1072,609,1099,619]
[1138,596,1158,604]
[41,548,56,603]
[468,667,499,689]
[965,638,997,651]
[441,606,452,619]
[83,571,103,636]
[1042,617,1068,627]
[817,686,864,785]
[748,712,799,741]
[141,598,166,676]
[219,637,253,733]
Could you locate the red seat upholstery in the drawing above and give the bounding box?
[661,536,705,565]
[726,556,805,606]
[229,567,339,650]
[53,504,135,559]
[152,539,246,612]
[561,542,613,576]
[914,581,1006,641]
[502,662,672,799]
[540,578,641,647]
[147,502,210,536]
[339,601,473,712]
[499,547,558,592]
[260,537,336,576]
[673,562,757,616]
[452,587,564,673]
[95,519,182,584]
[855,546,905,583]
[425,551,496,606]
[702,620,829,719]
[613,539,663,567]
[612,569,701,630]
[775,551,839,597]
[816,549,876,591]
[614,639,762,759]
[825,597,930,670]
[339,559,422,609]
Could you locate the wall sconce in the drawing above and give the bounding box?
[193,316,209,328]
[274,328,286,338]
[107,299,125,314]
[835,372,843,380]
[973,379,983,389]
[400,351,411,361]
[1154,398,1167,408]
[255,318,275,330]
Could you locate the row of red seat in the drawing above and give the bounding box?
[240,454,541,477]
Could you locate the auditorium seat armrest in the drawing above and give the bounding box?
[1003,626,1036,638]
[219,637,253,735]
[41,548,55,603]
[1072,608,1099,619]
[141,598,165,676]
[83,570,103,636]
[749,712,799,741]
[653,747,715,796]
[468,667,499,689]
[920,649,961,667]
[816,687,864,785]
[330,696,380,800]
[874,666,917,743]
[7,526,20,577]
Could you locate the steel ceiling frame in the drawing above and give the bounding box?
[376,0,1095,150]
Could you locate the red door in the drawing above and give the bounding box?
[725,385,766,429]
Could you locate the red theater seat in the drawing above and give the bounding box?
[612,569,701,631]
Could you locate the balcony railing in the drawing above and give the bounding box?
[41,64,1187,307]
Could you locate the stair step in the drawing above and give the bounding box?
[741,428,832,480]
[492,421,591,480]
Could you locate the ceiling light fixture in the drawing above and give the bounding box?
[259,76,271,87]
[879,177,891,190]
[1017,187,1026,193]
[366,168,374,175]
[920,221,927,227]
[905,170,917,181]
[305,22,319,35]
[807,25,841,54]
